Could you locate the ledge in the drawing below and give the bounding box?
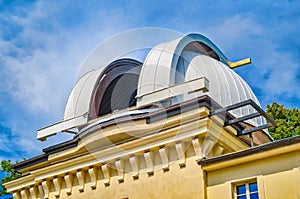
[13,95,244,173]
[199,135,300,170]
[12,154,48,171]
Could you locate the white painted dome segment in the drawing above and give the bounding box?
[137,33,265,127]
[184,53,265,126]
[37,33,270,141]
[64,68,104,121]
[137,33,229,99]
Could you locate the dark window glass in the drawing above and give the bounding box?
[237,196,247,199]
[249,183,258,192]
[250,193,259,199]
[237,185,246,195]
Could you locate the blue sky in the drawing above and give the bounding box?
[0,0,299,162]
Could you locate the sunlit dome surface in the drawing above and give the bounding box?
[37,33,269,141]
[137,33,265,127]
[184,52,264,126]
[64,59,142,121]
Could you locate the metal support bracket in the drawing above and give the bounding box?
[211,99,276,146]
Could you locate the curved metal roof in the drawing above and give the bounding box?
[137,33,229,97]
[38,33,268,141]
[64,68,104,121]
[137,33,265,127]
[64,58,142,121]
[184,52,265,126]
[65,33,265,126]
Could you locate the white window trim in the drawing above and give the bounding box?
[232,180,259,199]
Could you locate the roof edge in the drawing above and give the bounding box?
[198,135,300,169]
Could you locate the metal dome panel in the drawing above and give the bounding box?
[64,68,104,121]
[38,33,271,141]
[184,52,265,127]
[137,33,266,127]
[137,33,229,99]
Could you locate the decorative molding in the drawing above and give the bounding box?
[29,186,38,199]
[101,164,110,186]
[42,179,51,199]
[159,147,169,171]
[201,137,215,158]
[144,152,154,175]
[115,159,125,182]
[76,170,86,192]
[19,115,209,182]
[129,156,139,179]
[64,173,74,195]
[88,166,98,189]
[20,189,29,199]
[213,143,224,157]
[192,137,203,161]
[13,191,21,199]
[37,184,44,199]
[53,176,62,198]
[9,121,243,198]
[9,134,235,198]
[175,142,186,167]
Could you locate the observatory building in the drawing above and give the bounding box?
[5,34,300,199]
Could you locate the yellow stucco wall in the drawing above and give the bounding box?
[206,149,300,199]
[47,157,204,199]
[5,105,277,199]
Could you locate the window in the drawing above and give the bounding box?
[235,182,259,199]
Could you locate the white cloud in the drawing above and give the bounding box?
[200,14,300,108]
[0,1,131,119]
[0,1,135,157]
[0,134,14,153]
[0,1,299,160]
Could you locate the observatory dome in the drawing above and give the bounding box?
[37,33,271,141]
[137,33,265,127]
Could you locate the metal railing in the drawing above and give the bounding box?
[211,99,276,146]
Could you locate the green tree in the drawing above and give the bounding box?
[266,102,300,140]
[0,160,21,197]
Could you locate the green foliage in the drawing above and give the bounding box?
[0,160,21,197]
[266,102,300,140]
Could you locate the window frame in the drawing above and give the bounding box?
[233,180,259,199]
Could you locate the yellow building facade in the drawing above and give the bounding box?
[4,33,299,199]
[201,136,300,199]
[5,97,247,198]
